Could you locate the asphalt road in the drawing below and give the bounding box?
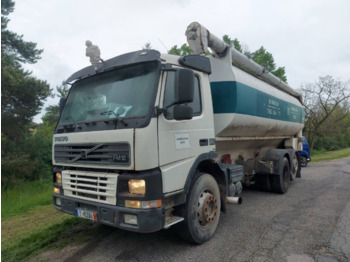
[47,157,350,262]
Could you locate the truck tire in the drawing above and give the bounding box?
[272,157,290,194]
[256,174,272,192]
[291,152,301,179]
[179,173,221,244]
[300,156,308,167]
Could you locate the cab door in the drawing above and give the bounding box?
[157,69,215,193]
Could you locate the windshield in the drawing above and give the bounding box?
[59,62,159,126]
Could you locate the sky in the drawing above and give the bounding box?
[6,0,350,123]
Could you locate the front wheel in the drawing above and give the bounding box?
[179,173,221,244]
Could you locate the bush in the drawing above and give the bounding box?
[313,135,349,151]
[1,154,37,190]
[1,123,55,189]
[24,124,54,181]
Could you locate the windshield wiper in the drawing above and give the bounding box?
[100,111,128,128]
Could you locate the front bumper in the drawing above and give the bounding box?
[53,194,165,233]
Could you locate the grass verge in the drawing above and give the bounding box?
[311,147,350,162]
[2,216,88,262]
[1,181,94,261]
[2,180,53,218]
[2,205,71,250]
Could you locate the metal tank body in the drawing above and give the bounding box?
[209,56,304,138]
[185,21,304,144]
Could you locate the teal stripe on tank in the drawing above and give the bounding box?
[210,81,305,124]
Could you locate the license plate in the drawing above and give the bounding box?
[76,209,97,222]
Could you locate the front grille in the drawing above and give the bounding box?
[54,143,130,166]
[62,170,118,205]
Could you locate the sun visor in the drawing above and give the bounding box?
[178,55,211,74]
[65,50,161,84]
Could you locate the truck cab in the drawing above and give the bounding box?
[53,50,227,242]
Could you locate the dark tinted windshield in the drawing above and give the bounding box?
[59,62,159,126]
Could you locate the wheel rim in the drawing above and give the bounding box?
[197,190,218,227]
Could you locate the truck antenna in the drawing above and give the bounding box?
[158,38,169,53]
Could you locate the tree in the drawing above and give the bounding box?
[1,0,51,137]
[168,43,192,56]
[251,47,287,82]
[2,56,52,139]
[271,66,287,82]
[1,0,42,64]
[1,0,52,185]
[251,47,275,72]
[42,82,70,126]
[313,105,350,150]
[300,75,350,150]
[222,35,288,82]
[223,35,242,53]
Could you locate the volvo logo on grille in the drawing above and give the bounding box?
[112,154,128,162]
[55,136,68,142]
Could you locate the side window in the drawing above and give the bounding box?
[163,72,176,109]
[189,76,201,115]
[163,72,202,120]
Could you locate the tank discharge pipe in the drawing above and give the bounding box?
[226,196,243,205]
[185,22,302,103]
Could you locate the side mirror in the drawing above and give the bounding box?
[175,69,194,104]
[162,69,195,120]
[59,97,66,115]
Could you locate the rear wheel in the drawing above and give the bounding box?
[300,156,308,167]
[178,173,221,244]
[273,157,290,194]
[256,174,272,192]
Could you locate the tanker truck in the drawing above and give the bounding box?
[52,22,304,244]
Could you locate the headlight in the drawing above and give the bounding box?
[128,179,145,195]
[56,172,62,185]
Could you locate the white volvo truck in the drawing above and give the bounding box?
[53,22,304,243]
